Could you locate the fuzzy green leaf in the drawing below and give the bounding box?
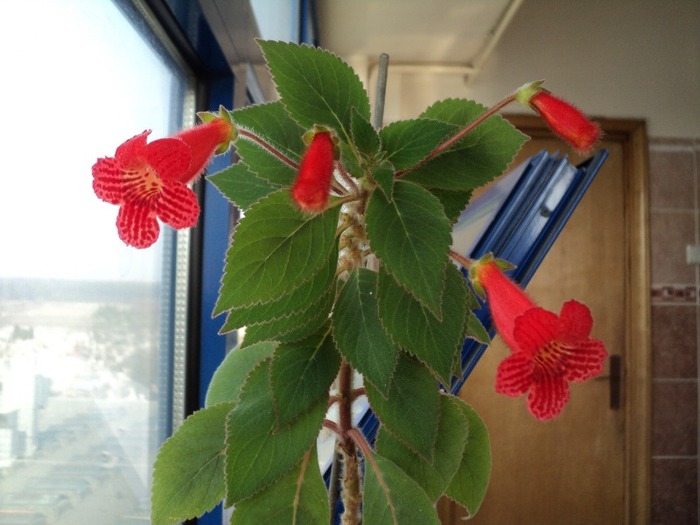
[366,180,452,317]
[232,101,305,162]
[221,249,337,332]
[402,99,527,191]
[363,452,441,525]
[229,449,329,525]
[332,269,399,396]
[235,139,297,186]
[351,108,381,157]
[445,399,492,518]
[215,189,341,313]
[379,118,455,170]
[371,160,395,200]
[377,263,467,385]
[240,290,334,347]
[258,40,370,141]
[225,359,326,503]
[205,341,278,408]
[465,309,490,344]
[376,395,469,502]
[151,402,233,525]
[208,162,279,210]
[365,353,440,462]
[429,187,473,225]
[270,331,340,426]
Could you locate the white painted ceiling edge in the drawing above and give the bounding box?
[200,0,524,105]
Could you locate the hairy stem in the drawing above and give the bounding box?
[238,128,300,170]
[449,249,473,269]
[336,359,362,525]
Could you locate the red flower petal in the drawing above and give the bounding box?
[117,201,160,248]
[495,352,534,397]
[156,182,200,229]
[558,300,593,342]
[512,307,559,355]
[92,157,126,204]
[527,374,570,421]
[561,340,607,383]
[115,130,150,166]
[144,138,192,183]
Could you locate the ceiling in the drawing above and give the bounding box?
[199,0,525,102]
[317,0,522,73]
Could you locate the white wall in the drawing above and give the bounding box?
[387,0,700,138]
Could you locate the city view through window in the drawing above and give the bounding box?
[0,2,188,523]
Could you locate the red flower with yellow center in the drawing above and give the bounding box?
[92,118,234,248]
[472,259,607,420]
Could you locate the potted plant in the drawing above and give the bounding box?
[92,40,606,524]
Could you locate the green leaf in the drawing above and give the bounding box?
[465,309,490,345]
[351,108,381,157]
[151,402,233,525]
[232,101,305,163]
[235,139,297,186]
[332,269,399,396]
[208,162,279,210]
[429,187,473,225]
[402,98,527,191]
[240,289,334,347]
[270,331,340,426]
[220,249,337,331]
[339,140,365,179]
[258,40,370,141]
[215,189,341,313]
[445,398,492,518]
[371,160,395,200]
[230,448,329,525]
[376,395,469,502]
[365,353,440,462]
[379,118,455,171]
[377,263,467,385]
[205,341,278,408]
[225,359,326,503]
[363,452,441,525]
[366,180,451,317]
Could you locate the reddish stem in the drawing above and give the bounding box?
[395,93,517,178]
[238,129,300,170]
[449,249,473,269]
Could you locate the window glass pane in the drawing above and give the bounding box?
[0,1,189,523]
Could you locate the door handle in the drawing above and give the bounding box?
[608,354,621,410]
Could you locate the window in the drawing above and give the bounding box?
[0,1,193,522]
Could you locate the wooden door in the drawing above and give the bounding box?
[438,117,651,524]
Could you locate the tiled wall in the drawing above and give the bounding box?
[650,138,700,524]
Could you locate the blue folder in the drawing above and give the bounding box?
[324,149,609,508]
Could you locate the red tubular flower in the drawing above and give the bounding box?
[472,259,607,420]
[516,82,600,153]
[291,131,335,212]
[92,118,234,248]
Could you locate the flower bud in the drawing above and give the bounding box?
[516,82,600,153]
[291,131,335,212]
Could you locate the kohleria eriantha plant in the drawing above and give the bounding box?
[92,40,606,525]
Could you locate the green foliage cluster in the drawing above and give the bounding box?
[152,40,527,524]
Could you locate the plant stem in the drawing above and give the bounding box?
[449,249,473,269]
[238,128,300,170]
[395,93,517,178]
[336,359,361,525]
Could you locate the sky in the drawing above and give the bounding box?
[0,0,185,282]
